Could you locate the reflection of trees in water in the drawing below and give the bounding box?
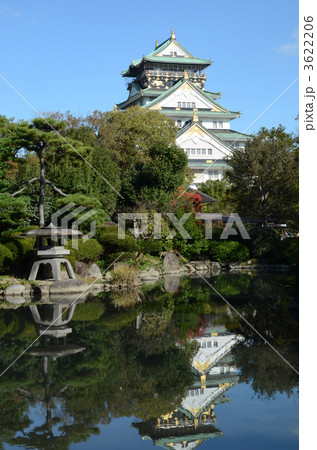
[232,341,298,399]
[0,272,299,448]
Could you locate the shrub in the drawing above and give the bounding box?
[139,239,163,255]
[96,225,138,255]
[209,241,250,263]
[0,237,35,273]
[68,239,103,263]
[274,237,299,268]
[2,240,19,261]
[112,264,138,285]
[101,252,137,269]
[0,243,13,268]
[246,225,281,258]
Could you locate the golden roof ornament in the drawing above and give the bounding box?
[113,104,118,111]
[183,69,188,79]
[171,28,175,39]
[193,110,199,122]
[155,40,158,48]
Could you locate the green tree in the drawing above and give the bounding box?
[123,141,188,207]
[5,116,120,228]
[0,115,19,192]
[199,179,234,213]
[225,125,298,226]
[90,107,177,171]
[8,118,78,227]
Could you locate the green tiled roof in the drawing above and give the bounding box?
[162,110,240,118]
[148,36,194,58]
[121,35,211,76]
[117,86,163,109]
[204,90,221,100]
[145,55,211,64]
[212,131,252,140]
[188,161,229,168]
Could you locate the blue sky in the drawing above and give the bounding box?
[0,0,298,134]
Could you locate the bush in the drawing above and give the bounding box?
[175,238,210,260]
[0,237,35,273]
[139,239,163,255]
[274,237,299,267]
[209,241,250,263]
[112,264,138,285]
[101,252,137,269]
[0,243,13,268]
[246,225,281,258]
[96,225,139,256]
[67,239,103,263]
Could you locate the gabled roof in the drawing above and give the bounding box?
[121,31,211,77]
[148,33,195,58]
[176,117,236,152]
[143,77,237,114]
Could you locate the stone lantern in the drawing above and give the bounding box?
[21,223,83,281]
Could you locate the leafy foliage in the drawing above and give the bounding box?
[226,126,298,226]
[209,241,250,262]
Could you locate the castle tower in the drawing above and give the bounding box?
[118,30,251,187]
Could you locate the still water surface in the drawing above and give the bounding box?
[0,273,298,449]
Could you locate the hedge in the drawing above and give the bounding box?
[0,237,36,273]
[139,239,163,255]
[209,241,250,263]
[67,239,103,265]
[96,225,138,255]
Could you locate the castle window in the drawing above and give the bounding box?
[218,121,223,128]
[191,102,196,108]
[208,170,219,180]
[182,102,186,108]
[177,102,181,107]
[191,148,195,155]
[208,149,212,155]
[185,149,190,155]
[196,148,201,155]
[201,149,206,155]
[213,121,217,128]
[187,102,191,108]
[176,120,182,128]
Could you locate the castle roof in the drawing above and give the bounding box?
[121,31,211,77]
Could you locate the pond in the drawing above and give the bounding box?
[0,272,299,449]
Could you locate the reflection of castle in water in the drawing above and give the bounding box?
[133,319,244,449]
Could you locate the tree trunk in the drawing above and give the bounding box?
[39,145,46,227]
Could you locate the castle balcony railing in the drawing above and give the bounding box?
[145,70,206,79]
